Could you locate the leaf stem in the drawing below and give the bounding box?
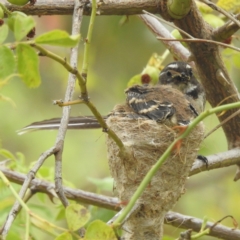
[0,170,68,233]
[0,3,12,16]
[31,43,124,150]
[81,0,97,80]
[31,43,88,97]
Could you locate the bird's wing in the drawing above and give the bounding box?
[125,85,175,122]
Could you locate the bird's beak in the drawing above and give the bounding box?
[169,70,190,81]
[169,70,182,78]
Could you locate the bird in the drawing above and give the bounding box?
[125,84,197,125]
[18,61,205,134]
[158,61,206,115]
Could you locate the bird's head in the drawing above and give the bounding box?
[159,61,196,92]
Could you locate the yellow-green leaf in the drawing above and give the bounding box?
[202,14,225,28]
[35,30,80,47]
[14,15,35,41]
[233,54,240,68]
[0,149,16,161]
[127,74,141,87]
[0,6,4,18]
[55,232,72,240]
[16,44,41,88]
[0,45,15,80]
[84,220,117,240]
[65,203,90,231]
[0,25,9,44]
[217,0,240,13]
[7,11,35,40]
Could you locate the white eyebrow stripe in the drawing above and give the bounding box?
[186,84,197,94]
[186,64,192,69]
[167,63,178,69]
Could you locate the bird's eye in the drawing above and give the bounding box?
[166,71,172,77]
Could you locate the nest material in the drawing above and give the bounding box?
[106,106,205,240]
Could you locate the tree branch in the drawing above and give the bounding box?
[1,165,240,239]
[166,211,240,240]
[2,148,240,210]
[139,14,191,61]
[54,0,84,208]
[190,148,240,176]
[0,166,119,210]
[158,0,240,149]
[213,13,240,42]
[1,0,159,16]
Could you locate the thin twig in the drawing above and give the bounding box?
[0,171,70,236]
[166,211,240,240]
[142,10,194,39]
[81,0,97,80]
[84,101,125,149]
[143,10,240,52]
[204,109,240,139]
[156,37,240,52]
[54,0,84,207]
[32,44,87,97]
[143,11,240,52]
[199,0,240,28]
[0,167,120,210]
[213,14,240,42]
[0,147,57,238]
[139,14,191,62]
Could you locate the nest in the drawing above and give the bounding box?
[106,105,205,240]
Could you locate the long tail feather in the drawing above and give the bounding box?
[17,116,104,135]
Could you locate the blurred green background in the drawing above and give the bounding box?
[1,14,240,239]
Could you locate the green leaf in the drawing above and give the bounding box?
[88,177,113,192]
[16,44,41,88]
[0,25,9,44]
[84,220,117,240]
[7,11,35,41]
[14,15,35,41]
[65,203,91,231]
[56,206,65,221]
[217,0,240,13]
[0,45,15,80]
[6,231,22,240]
[127,74,142,87]
[0,149,17,161]
[202,14,224,28]
[55,232,72,240]
[233,54,240,68]
[162,236,175,240]
[35,30,80,47]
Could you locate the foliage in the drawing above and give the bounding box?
[0,0,240,239]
